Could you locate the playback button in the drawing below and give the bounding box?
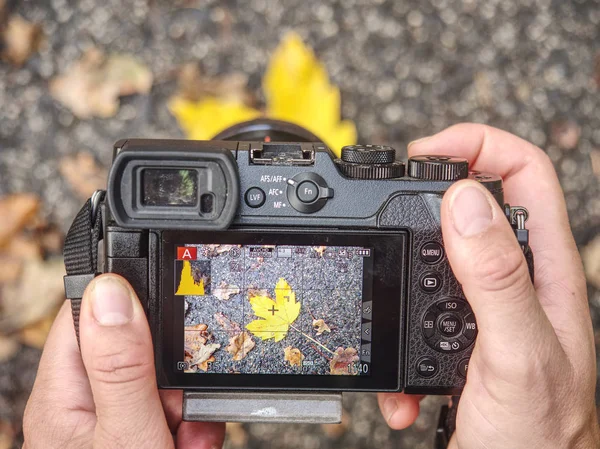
[420,272,442,293]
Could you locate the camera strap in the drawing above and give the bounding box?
[63,194,104,344]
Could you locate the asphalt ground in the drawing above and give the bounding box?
[1,1,599,448]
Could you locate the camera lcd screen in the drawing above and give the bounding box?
[142,169,198,206]
[160,230,406,391]
[176,243,372,376]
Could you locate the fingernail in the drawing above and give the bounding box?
[407,135,432,149]
[92,277,134,326]
[450,185,494,237]
[383,397,399,422]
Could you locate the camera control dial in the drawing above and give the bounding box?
[408,155,469,181]
[335,145,406,179]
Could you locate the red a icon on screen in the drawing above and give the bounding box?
[177,247,197,260]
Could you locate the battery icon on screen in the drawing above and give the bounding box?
[277,247,292,258]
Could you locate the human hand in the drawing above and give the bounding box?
[23,274,225,449]
[377,124,600,448]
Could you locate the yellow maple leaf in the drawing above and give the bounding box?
[169,96,260,141]
[263,32,357,155]
[246,278,300,342]
[169,33,356,156]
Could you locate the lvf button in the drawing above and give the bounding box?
[245,187,266,208]
[416,357,438,378]
[420,272,442,293]
[420,242,444,264]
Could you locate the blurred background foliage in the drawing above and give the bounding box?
[0,0,599,448]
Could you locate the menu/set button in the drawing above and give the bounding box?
[420,242,444,264]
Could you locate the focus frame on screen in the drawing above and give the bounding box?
[158,229,407,392]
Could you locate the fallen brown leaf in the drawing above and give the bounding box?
[0,194,40,248]
[0,15,43,66]
[284,346,304,367]
[321,410,350,438]
[550,120,581,150]
[175,62,254,105]
[17,311,58,348]
[213,281,241,301]
[590,150,600,178]
[0,335,18,362]
[50,48,153,118]
[582,234,600,289]
[329,347,359,375]
[214,312,242,336]
[0,419,14,449]
[0,257,21,284]
[0,257,65,333]
[6,234,43,260]
[226,331,255,361]
[312,318,331,336]
[59,152,107,199]
[225,422,248,448]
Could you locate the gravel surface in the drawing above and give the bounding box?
[1,0,600,448]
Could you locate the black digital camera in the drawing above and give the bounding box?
[64,120,531,403]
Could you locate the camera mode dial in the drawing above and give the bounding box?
[335,145,405,179]
[408,155,469,181]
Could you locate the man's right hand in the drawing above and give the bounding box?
[377,123,600,448]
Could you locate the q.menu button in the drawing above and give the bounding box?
[420,242,444,264]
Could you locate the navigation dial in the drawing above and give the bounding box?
[408,155,469,181]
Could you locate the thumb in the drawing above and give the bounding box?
[80,274,173,449]
[441,181,557,361]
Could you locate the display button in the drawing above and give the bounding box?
[457,358,470,378]
[420,242,444,264]
[245,187,266,208]
[297,181,319,203]
[463,313,478,340]
[437,339,462,352]
[361,322,372,341]
[422,311,437,339]
[437,313,462,337]
[437,299,466,312]
[420,272,442,293]
[416,357,438,378]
